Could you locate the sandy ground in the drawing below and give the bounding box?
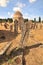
[0,23,43,65]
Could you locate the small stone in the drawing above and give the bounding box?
[39,45,43,48]
[15,57,21,64]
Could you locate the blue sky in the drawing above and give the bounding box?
[0,0,43,20]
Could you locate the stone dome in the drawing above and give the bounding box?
[13,11,23,18]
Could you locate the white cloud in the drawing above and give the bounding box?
[23,13,29,19]
[29,0,36,3]
[8,12,10,15]
[0,16,4,18]
[0,0,10,7]
[0,16,6,18]
[13,7,22,12]
[23,13,32,20]
[10,13,13,18]
[8,12,13,18]
[13,2,26,12]
[16,2,26,8]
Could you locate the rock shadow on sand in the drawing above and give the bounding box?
[0,30,19,43]
[0,43,43,65]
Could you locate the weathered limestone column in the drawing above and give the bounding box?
[14,20,18,35]
[19,18,27,48]
[10,24,13,32]
[25,21,30,40]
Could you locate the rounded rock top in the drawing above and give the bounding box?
[13,11,23,18]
